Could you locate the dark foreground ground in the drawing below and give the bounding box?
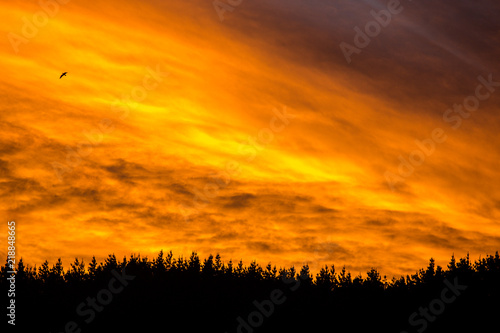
[2,251,499,332]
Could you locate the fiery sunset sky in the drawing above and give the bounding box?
[1,0,499,278]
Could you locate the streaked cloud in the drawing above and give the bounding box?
[1,0,499,278]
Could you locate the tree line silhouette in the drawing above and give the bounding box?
[2,251,499,332]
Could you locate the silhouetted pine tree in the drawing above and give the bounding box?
[315,264,337,291]
[364,268,383,289]
[338,265,352,288]
[65,258,85,284]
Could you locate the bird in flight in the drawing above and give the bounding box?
[60,72,68,79]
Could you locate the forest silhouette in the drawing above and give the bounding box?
[2,251,499,332]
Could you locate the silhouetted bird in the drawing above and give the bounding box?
[60,72,68,79]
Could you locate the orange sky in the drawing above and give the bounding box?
[1,0,499,278]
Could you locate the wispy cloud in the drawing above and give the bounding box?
[1,0,499,278]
